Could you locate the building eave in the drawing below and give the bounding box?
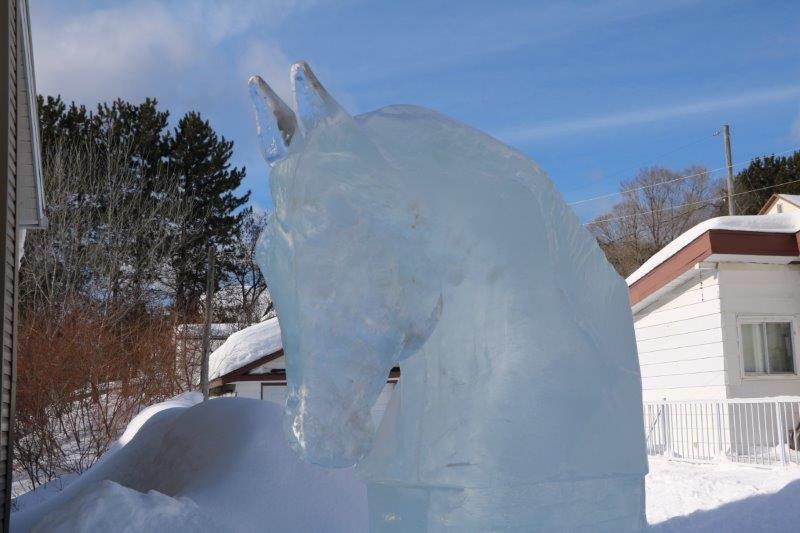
[18,0,45,229]
[628,228,800,308]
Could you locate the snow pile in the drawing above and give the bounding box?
[112,391,201,449]
[12,395,366,532]
[30,480,216,533]
[208,318,282,380]
[646,457,800,531]
[627,212,800,285]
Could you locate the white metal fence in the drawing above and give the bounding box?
[643,397,800,466]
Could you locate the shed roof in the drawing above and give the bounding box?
[627,213,800,312]
[209,318,282,381]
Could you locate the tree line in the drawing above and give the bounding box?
[590,151,800,278]
[14,96,270,493]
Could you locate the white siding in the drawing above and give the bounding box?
[718,262,800,398]
[261,384,285,404]
[764,198,800,214]
[231,381,261,399]
[634,268,727,400]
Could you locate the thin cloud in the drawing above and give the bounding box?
[501,84,800,143]
[29,0,314,104]
[792,108,800,141]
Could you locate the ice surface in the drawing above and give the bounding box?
[251,62,647,531]
[12,396,367,532]
[208,317,282,380]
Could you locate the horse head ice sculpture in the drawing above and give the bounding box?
[250,62,647,531]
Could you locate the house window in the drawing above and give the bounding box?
[740,320,796,375]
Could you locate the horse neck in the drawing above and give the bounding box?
[361,280,510,484]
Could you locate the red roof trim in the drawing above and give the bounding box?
[629,229,800,306]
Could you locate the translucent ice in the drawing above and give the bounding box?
[250,62,647,531]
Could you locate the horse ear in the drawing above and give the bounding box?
[248,75,298,166]
[291,61,349,136]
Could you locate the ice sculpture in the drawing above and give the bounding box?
[249,62,647,531]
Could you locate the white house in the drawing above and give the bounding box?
[628,210,800,401]
[208,318,398,424]
[759,193,800,215]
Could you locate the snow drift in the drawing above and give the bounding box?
[12,394,366,532]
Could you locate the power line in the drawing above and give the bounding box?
[585,175,800,226]
[574,133,716,193]
[594,208,701,246]
[569,145,800,207]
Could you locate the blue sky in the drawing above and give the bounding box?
[29,0,800,220]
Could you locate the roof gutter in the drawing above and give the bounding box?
[18,0,46,229]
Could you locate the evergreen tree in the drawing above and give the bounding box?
[169,112,250,314]
[37,95,91,150]
[733,152,800,214]
[36,96,250,316]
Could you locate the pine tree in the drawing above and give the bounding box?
[169,112,250,314]
[733,152,800,214]
[37,95,92,151]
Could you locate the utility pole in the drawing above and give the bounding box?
[200,245,216,401]
[722,124,735,216]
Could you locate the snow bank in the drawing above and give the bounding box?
[627,212,800,286]
[112,391,201,449]
[31,480,216,533]
[208,318,282,380]
[646,457,800,531]
[12,396,366,532]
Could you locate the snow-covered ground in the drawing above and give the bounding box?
[12,393,800,531]
[647,457,800,531]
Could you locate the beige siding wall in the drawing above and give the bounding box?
[718,262,800,398]
[634,268,727,401]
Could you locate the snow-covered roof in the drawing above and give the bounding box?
[778,194,800,206]
[209,318,283,380]
[626,212,800,286]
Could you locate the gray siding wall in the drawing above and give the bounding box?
[0,0,19,530]
[16,47,35,227]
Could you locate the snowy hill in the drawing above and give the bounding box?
[12,395,366,532]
